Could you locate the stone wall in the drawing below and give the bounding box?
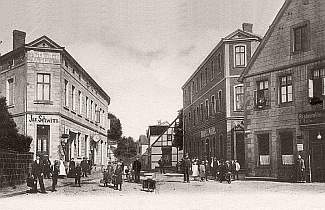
[0,150,34,188]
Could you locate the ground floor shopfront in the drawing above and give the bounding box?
[20,113,108,166]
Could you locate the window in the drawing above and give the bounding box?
[85,97,89,118]
[257,133,270,165]
[308,69,325,105]
[6,78,14,106]
[211,61,215,80]
[200,103,204,121]
[200,72,203,88]
[280,131,294,165]
[78,91,82,115]
[187,86,192,104]
[77,133,81,157]
[188,112,191,126]
[205,69,208,85]
[36,125,50,156]
[64,80,68,106]
[279,75,293,103]
[211,95,215,115]
[205,99,209,119]
[72,85,76,110]
[234,85,244,111]
[90,100,93,120]
[193,109,196,126]
[217,54,222,73]
[196,77,199,92]
[234,45,246,67]
[255,80,269,109]
[196,106,199,124]
[37,73,50,101]
[217,90,222,112]
[293,23,309,53]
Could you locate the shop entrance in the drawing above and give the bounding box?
[236,132,245,168]
[36,125,50,156]
[310,130,325,182]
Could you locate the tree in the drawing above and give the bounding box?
[113,136,137,162]
[107,112,122,141]
[173,109,183,150]
[0,97,32,152]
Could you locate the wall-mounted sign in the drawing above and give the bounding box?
[27,50,60,64]
[201,127,216,138]
[29,114,59,124]
[297,144,304,152]
[298,110,325,125]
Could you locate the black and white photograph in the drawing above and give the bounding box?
[1,0,325,209]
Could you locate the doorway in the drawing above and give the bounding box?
[310,130,325,182]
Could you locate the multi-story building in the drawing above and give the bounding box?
[0,31,111,166]
[182,24,261,167]
[239,0,325,181]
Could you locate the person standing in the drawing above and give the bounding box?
[31,155,46,193]
[114,162,123,191]
[75,164,82,187]
[199,161,206,182]
[51,160,60,192]
[43,155,51,179]
[296,155,305,183]
[81,157,88,177]
[132,157,142,183]
[58,158,67,178]
[158,157,165,174]
[68,158,76,178]
[235,160,241,180]
[192,159,199,181]
[181,154,191,183]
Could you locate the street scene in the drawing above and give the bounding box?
[1,0,325,209]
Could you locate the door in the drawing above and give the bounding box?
[311,143,325,182]
[236,132,245,168]
[36,125,50,156]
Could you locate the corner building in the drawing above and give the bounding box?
[0,31,110,166]
[182,24,261,166]
[240,0,325,181]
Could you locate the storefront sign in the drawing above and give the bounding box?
[298,110,325,125]
[27,50,60,64]
[29,114,59,124]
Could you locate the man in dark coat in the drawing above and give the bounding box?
[31,155,46,193]
[181,154,191,183]
[296,155,305,183]
[43,155,51,179]
[68,158,76,178]
[75,164,82,187]
[80,157,88,177]
[51,160,60,192]
[132,157,141,183]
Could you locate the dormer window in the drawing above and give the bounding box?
[234,45,246,67]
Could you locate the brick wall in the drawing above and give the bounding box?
[0,150,33,188]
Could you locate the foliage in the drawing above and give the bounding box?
[113,136,137,162]
[0,97,32,153]
[173,109,183,150]
[107,112,122,141]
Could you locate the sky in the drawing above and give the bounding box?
[0,0,285,139]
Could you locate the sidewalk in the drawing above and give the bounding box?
[0,171,102,198]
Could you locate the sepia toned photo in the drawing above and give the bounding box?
[1,0,325,209]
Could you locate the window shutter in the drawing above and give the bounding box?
[308,79,313,97]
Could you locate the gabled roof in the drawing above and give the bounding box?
[27,35,63,49]
[182,29,262,89]
[239,0,291,82]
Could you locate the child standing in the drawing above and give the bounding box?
[199,161,206,182]
[75,164,82,187]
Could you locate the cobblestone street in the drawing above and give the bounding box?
[2,172,325,210]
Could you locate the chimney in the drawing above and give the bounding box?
[242,23,253,33]
[13,30,26,50]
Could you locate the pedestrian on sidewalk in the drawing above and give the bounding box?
[235,160,240,180]
[192,159,199,181]
[81,157,88,177]
[68,158,76,178]
[132,157,141,183]
[43,155,52,179]
[31,155,46,193]
[58,158,67,178]
[103,169,109,187]
[114,162,123,191]
[158,157,165,174]
[205,159,209,181]
[51,160,60,192]
[181,153,191,183]
[75,164,82,187]
[199,161,206,182]
[296,155,305,183]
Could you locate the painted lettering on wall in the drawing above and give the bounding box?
[29,115,59,123]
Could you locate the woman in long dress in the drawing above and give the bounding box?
[59,158,67,177]
[192,160,199,181]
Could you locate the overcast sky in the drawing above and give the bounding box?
[0,0,285,139]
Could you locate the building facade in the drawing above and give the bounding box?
[0,31,111,166]
[239,0,325,181]
[182,24,261,167]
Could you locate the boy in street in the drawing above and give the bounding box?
[75,164,82,187]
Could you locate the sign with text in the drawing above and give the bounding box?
[298,110,325,125]
[28,114,59,124]
[27,50,60,64]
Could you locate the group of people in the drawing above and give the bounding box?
[102,157,142,191]
[180,154,241,183]
[30,155,93,193]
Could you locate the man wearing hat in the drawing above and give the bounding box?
[132,157,141,183]
[181,153,191,183]
[31,155,46,193]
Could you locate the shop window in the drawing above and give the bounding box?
[280,131,294,165]
[234,45,246,67]
[36,125,50,156]
[309,69,325,105]
[64,80,68,107]
[292,21,310,53]
[234,85,244,111]
[6,78,14,106]
[257,133,270,165]
[279,75,293,103]
[255,80,269,109]
[37,73,50,101]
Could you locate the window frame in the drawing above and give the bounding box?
[234,44,247,67]
[255,80,270,109]
[64,79,69,107]
[291,20,310,54]
[279,75,293,104]
[6,77,15,106]
[234,85,244,111]
[36,73,51,101]
[257,133,270,166]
